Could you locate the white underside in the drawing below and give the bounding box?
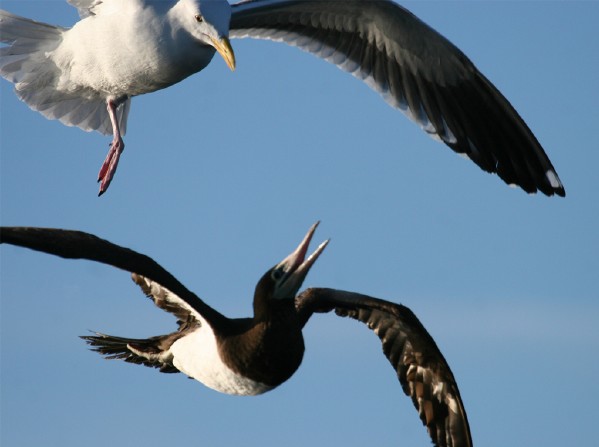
[0,3,215,135]
[170,317,274,396]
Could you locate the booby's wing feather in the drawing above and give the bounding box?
[79,274,202,372]
[131,273,202,330]
[0,227,226,327]
[230,0,564,196]
[296,287,472,447]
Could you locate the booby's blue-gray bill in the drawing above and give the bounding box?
[1,223,471,447]
[0,0,563,196]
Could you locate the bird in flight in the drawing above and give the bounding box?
[1,222,472,447]
[0,0,564,197]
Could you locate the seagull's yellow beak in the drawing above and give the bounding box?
[211,36,236,71]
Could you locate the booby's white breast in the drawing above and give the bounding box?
[170,318,274,396]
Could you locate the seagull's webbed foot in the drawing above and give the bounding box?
[97,99,125,196]
[97,137,125,196]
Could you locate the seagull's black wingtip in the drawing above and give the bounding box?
[543,170,566,198]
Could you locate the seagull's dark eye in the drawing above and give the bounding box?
[195,14,203,23]
[271,268,285,282]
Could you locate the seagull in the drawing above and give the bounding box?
[0,0,235,195]
[1,222,472,447]
[0,0,564,197]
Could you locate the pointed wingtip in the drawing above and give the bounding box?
[546,170,566,197]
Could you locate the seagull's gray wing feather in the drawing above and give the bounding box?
[230,0,564,196]
[67,0,104,18]
[296,287,472,447]
[0,9,126,135]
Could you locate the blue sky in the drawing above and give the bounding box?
[1,1,597,446]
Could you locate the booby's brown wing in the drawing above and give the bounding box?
[80,274,201,373]
[0,226,227,327]
[131,273,202,331]
[230,0,564,196]
[296,287,472,447]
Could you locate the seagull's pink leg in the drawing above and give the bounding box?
[97,99,125,196]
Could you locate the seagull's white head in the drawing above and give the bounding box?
[175,0,236,71]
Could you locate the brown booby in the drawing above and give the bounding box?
[0,223,471,447]
[1,0,563,196]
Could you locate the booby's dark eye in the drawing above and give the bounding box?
[271,268,285,282]
[195,14,203,23]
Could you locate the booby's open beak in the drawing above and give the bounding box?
[211,36,236,71]
[273,222,329,299]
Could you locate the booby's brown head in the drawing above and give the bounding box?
[253,222,329,316]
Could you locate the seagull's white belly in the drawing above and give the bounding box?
[170,323,274,396]
[53,12,214,98]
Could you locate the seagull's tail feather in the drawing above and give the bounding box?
[81,332,180,374]
[0,10,128,136]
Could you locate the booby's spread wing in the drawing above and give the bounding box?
[80,273,204,373]
[230,0,564,196]
[0,227,226,327]
[132,273,201,331]
[2,225,470,442]
[296,287,472,447]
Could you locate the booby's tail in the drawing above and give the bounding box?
[81,332,181,374]
[0,10,128,135]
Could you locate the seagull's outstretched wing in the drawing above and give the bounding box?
[230,0,564,197]
[0,9,130,136]
[296,287,472,447]
[67,0,104,18]
[0,226,226,326]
